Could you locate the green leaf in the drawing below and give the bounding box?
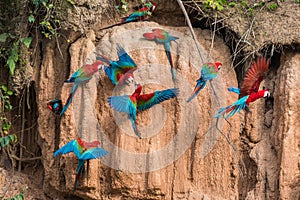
[28,15,35,23]
[20,37,32,48]
[7,56,16,75]
[2,85,7,92]
[0,33,9,43]
[7,90,13,95]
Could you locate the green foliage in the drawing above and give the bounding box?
[0,84,14,134]
[204,0,227,11]
[0,134,17,148]
[267,3,279,11]
[115,0,129,13]
[0,34,32,75]
[296,0,300,3]
[29,0,61,39]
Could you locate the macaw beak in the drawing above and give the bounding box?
[218,65,222,70]
[125,76,134,85]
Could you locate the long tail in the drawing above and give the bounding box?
[74,160,85,191]
[60,83,79,117]
[130,117,141,139]
[186,78,206,102]
[164,42,176,83]
[214,95,248,119]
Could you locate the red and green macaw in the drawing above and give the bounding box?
[122,1,156,23]
[187,62,222,102]
[60,60,104,117]
[47,99,63,115]
[215,57,270,118]
[95,44,137,85]
[108,83,179,139]
[54,138,108,191]
[143,28,179,82]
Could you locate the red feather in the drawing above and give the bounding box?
[137,93,155,102]
[240,57,269,97]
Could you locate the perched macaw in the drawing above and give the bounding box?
[47,99,63,114]
[122,1,156,23]
[227,87,240,95]
[60,60,104,117]
[143,28,179,82]
[54,138,108,191]
[108,83,179,139]
[186,62,222,102]
[215,57,270,119]
[95,44,137,85]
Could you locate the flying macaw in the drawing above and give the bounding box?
[108,83,179,139]
[186,62,222,102]
[60,60,104,117]
[54,138,108,191]
[47,99,63,114]
[95,44,137,86]
[143,28,179,82]
[215,57,270,119]
[122,1,156,23]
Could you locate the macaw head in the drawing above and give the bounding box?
[215,62,222,71]
[125,76,134,85]
[93,60,104,71]
[147,2,157,12]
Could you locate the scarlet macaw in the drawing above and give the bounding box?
[95,44,137,85]
[60,60,104,117]
[108,83,179,139]
[215,57,270,118]
[54,138,107,191]
[187,62,222,102]
[143,28,179,82]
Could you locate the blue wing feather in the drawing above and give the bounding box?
[54,140,82,158]
[215,95,249,119]
[137,88,179,111]
[79,148,108,160]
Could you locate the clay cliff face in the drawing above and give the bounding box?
[1,1,300,200]
[35,22,241,199]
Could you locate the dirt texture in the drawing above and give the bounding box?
[0,0,300,200]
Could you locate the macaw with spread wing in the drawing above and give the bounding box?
[47,99,63,114]
[122,1,156,23]
[95,44,137,85]
[143,28,179,82]
[60,60,104,117]
[215,57,270,119]
[108,83,179,139]
[54,138,108,191]
[186,62,222,102]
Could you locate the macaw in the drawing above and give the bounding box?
[227,87,240,95]
[108,83,179,139]
[122,1,156,23]
[47,99,63,114]
[95,44,137,85]
[60,60,104,117]
[54,138,108,191]
[143,28,179,82]
[215,57,270,119]
[186,62,222,102]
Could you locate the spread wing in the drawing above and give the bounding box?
[108,95,134,114]
[79,148,108,160]
[54,139,82,158]
[240,57,269,97]
[137,88,179,111]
